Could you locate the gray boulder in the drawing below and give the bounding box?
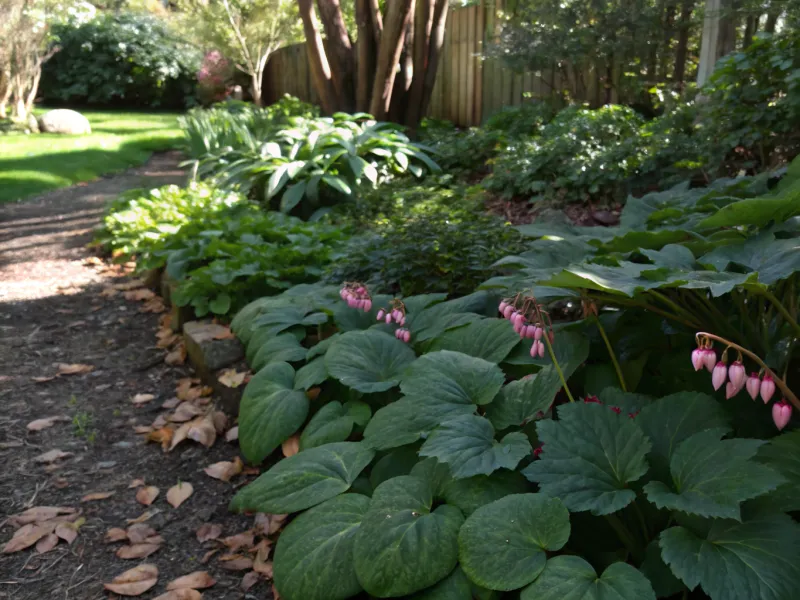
[38,109,91,135]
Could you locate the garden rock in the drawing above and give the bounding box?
[184,321,244,372]
[38,109,91,135]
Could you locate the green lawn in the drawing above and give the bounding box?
[0,110,185,203]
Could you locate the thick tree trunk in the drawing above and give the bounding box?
[298,0,337,114]
[368,0,416,119]
[414,0,448,124]
[673,0,694,86]
[317,0,356,110]
[356,0,377,112]
[404,0,434,127]
[369,0,383,42]
[742,15,756,47]
[659,3,677,81]
[764,11,780,33]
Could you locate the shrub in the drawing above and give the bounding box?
[418,119,500,174]
[42,12,201,109]
[483,100,556,138]
[196,50,234,105]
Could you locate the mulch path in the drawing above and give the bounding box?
[0,154,273,600]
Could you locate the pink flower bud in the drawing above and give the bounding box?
[364,299,372,312]
[772,399,792,431]
[356,286,367,295]
[533,326,543,340]
[610,406,621,414]
[745,373,761,401]
[399,316,406,326]
[394,328,401,339]
[703,349,717,372]
[340,289,347,299]
[584,396,601,404]
[385,314,393,324]
[530,340,540,358]
[503,306,515,320]
[392,310,402,322]
[691,348,704,371]
[728,361,746,389]
[377,309,385,321]
[548,330,555,344]
[725,381,742,399]
[514,321,524,335]
[533,444,544,458]
[403,330,411,343]
[537,340,545,357]
[760,374,776,404]
[499,301,509,315]
[712,362,727,391]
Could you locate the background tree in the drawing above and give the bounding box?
[178,0,301,106]
[297,0,449,128]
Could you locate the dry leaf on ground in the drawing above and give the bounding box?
[127,510,158,524]
[135,486,159,506]
[187,415,217,447]
[8,507,75,526]
[166,482,193,508]
[222,531,254,552]
[3,524,51,553]
[157,332,180,348]
[117,542,161,559]
[169,403,203,423]
[281,435,300,458]
[217,369,247,388]
[112,279,146,291]
[196,523,222,543]
[165,344,186,366]
[212,329,235,340]
[176,379,211,402]
[129,478,145,488]
[204,456,243,482]
[272,582,281,599]
[124,288,155,301]
[55,519,84,544]
[225,426,238,442]
[82,491,114,502]
[146,427,174,450]
[134,425,154,434]
[218,554,253,571]
[105,527,129,543]
[27,416,68,431]
[126,524,158,544]
[267,514,288,535]
[34,449,73,463]
[200,549,219,564]
[167,571,216,590]
[152,590,202,600]
[57,363,94,375]
[35,533,59,554]
[162,397,180,409]
[104,564,159,596]
[132,393,156,405]
[31,375,58,383]
[241,571,261,591]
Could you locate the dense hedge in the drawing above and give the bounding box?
[42,12,201,109]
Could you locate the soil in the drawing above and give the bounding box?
[0,154,271,599]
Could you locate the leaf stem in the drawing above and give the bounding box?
[604,513,643,563]
[631,500,650,542]
[696,331,800,410]
[594,316,627,392]
[758,288,800,340]
[542,332,575,403]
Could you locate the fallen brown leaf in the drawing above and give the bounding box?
[100,287,119,298]
[112,279,146,291]
[31,375,58,383]
[152,590,202,600]
[267,514,288,535]
[211,411,227,434]
[124,288,155,302]
[272,582,281,599]
[117,543,161,559]
[146,427,174,450]
[166,482,194,509]
[204,456,243,482]
[132,393,156,405]
[222,531,254,552]
[135,486,159,506]
[162,397,181,409]
[217,369,246,388]
[55,519,84,544]
[105,527,129,543]
[218,554,253,571]
[35,533,59,554]
[306,386,322,401]
[225,426,239,442]
[2,524,51,553]
[34,449,73,464]
[281,435,300,458]
[157,332,180,349]
[176,380,212,402]
[8,507,76,527]
[169,402,203,423]
[126,509,158,524]
[196,523,223,543]
[187,415,217,447]
[129,478,146,488]
[166,571,216,590]
[104,564,159,596]
[165,344,186,366]
[127,524,158,544]
[200,548,219,564]
[26,416,68,432]
[241,571,261,591]
[253,543,273,577]
[253,514,271,536]
[57,363,94,375]
[82,491,114,502]
[151,414,169,429]
[134,425,154,434]
[141,297,166,313]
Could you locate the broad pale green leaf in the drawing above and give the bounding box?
[252,306,329,337]
[644,429,784,520]
[459,494,570,591]
[299,402,355,450]
[344,400,371,426]
[419,415,531,479]
[520,556,656,600]
[410,458,453,499]
[429,319,521,363]
[241,361,295,401]
[306,333,341,360]
[641,244,696,269]
[363,395,477,451]
[660,514,800,600]
[401,293,448,314]
[325,329,416,393]
[273,494,370,600]
[640,541,685,599]
[543,262,671,297]
[252,334,307,372]
[486,369,561,430]
[697,188,800,229]
[753,430,800,512]
[401,351,505,406]
[231,296,274,342]
[637,392,730,482]
[294,356,328,390]
[523,402,651,515]
[239,388,309,464]
[443,471,531,516]
[230,442,375,514]
[410,567,472,600]
[353,476,464,597]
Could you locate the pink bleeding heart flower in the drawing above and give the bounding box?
[537,340,545,357]
[529,340,540,357]
[399,316,406,326]
[533,326,543,340]
[728,361,746,389]
[385,313,393,324]
[499,301,509,315]
[533,444,544,458]
[376,309,385,321]
[503,305,515,320]
[584,396,601,404]
[760,374,776,404]
[745,373,761,401]
[725,381,742,399]
[402,330,411,343]
[691,348,704,371]
[712,361,727,391]
[703,349,717,372]
[363,299,372,312]
[610,406,621,414]
[772,399,792,431]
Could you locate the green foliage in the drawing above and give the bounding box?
[42,12,201,108]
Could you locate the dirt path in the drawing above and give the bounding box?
[0,154,269,599]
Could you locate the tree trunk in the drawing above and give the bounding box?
[317,0,356,110]
[368,0,415,119]
[298,0,338,114]
[404,0,435,128]
[673,0,694,86]
[716,0,737,57]
[418,0,448,117]
[356,0,377,112]
[659,3,677,81]
[764,11,780,32]
[369,0,383,42]
[742,15,755,47]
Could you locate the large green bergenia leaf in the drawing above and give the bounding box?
[459,494,570,591]
[409,567,473,600]
[325,329,416,393]
[419,415,531,479]
[697,186,800,229]
[521,556,656,600]
[637,392,730,482]
[353,476,464,597]
[252,305,329,336]
[252,333,307,371]
[299,402,355,450]
[523,402,651,515]
[486,369,560,430]
[241,361,295,401]
[273,494,370,600]
[230,442,375,514]
[660,514,800,600]
[753,430,800,512]
[429,319,521,363]
[401,350,505,406]
[644,428,784,519]
[443,471,531,516]
[294,356,328,390]
[239,387,309,464]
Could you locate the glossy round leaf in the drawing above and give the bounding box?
[410,567,473,600]
[429,319,521,363]
[325,329,416,393]
[443,471,531,516]
[299,402,354,450]
[294,356,328,390]
[239,388,309,464]
[401,350,505,406]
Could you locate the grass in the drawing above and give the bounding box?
[0,109,184,203]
